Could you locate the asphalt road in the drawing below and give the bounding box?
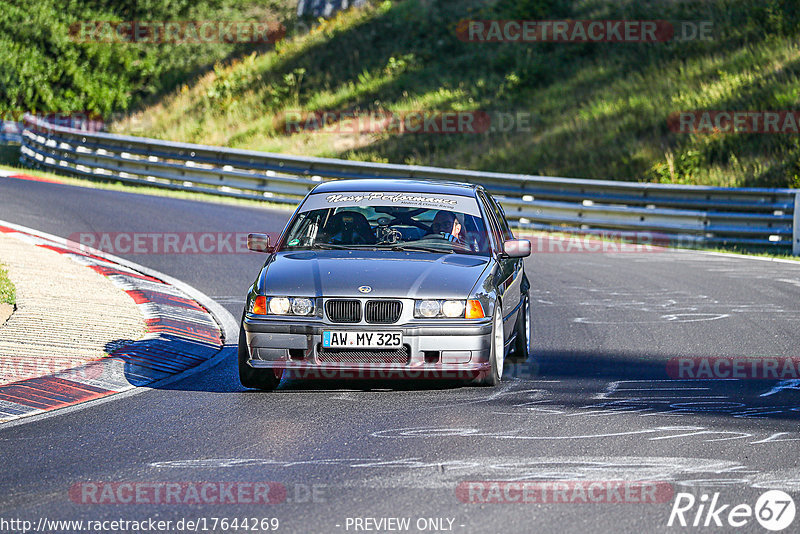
[2,177,800,534]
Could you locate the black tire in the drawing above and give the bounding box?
[238,326,282,391]
[475,305,504,386]
[510,294,531,362]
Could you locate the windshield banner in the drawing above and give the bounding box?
[299,191,482,216]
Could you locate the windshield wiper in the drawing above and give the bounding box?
[309,243,351,250]
[310,243,380,250]
[386,244,455,254]
[310,243,453,253]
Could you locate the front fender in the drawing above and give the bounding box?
[468,260,499,319]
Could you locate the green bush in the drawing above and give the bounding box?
[0,0,295,116]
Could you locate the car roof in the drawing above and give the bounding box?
[310,178,481,197]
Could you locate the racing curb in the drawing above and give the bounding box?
[0,168,63,185]
[0,219,237,426]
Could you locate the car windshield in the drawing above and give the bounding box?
[281,193,491,256]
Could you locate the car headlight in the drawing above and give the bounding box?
[291,297,315,316]
[268,297,291,315]
[441,300,465,318]
[415,299,469,318]
[249,296,316,316]
[416,300,441,318]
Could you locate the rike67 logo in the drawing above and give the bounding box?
[668,490,796,531]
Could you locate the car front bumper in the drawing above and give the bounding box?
[242,315,493,378]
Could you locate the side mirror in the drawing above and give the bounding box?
[247,233,273,253]
[503,239,531,258]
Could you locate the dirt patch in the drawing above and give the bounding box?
[0,303,12,324]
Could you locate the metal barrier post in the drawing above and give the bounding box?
[794,192,800,256]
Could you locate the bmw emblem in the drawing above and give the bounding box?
[358,285,372,294]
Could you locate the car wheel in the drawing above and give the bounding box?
[510,294,531,362]
[477,305,505,386]
[238,326,282,391]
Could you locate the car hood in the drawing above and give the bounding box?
[260,250,491,299]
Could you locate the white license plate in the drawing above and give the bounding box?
[322,331,402,349]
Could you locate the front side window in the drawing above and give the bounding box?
[487,194,514,241]
[280,192,491,256]
[477,191,504,251]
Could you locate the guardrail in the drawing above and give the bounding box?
[19,113,800,255]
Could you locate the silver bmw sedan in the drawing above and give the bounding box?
[239,179,531,390]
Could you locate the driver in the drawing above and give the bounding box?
[428,210,463,243]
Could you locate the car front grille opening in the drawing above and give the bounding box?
[325,299,362,323]
[289,349,305,360]
[365,300,402,324]
[316,344,411,364]
[423,351,440,364]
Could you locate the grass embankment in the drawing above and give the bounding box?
[112,0,800,188]
[0,264,15,307]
